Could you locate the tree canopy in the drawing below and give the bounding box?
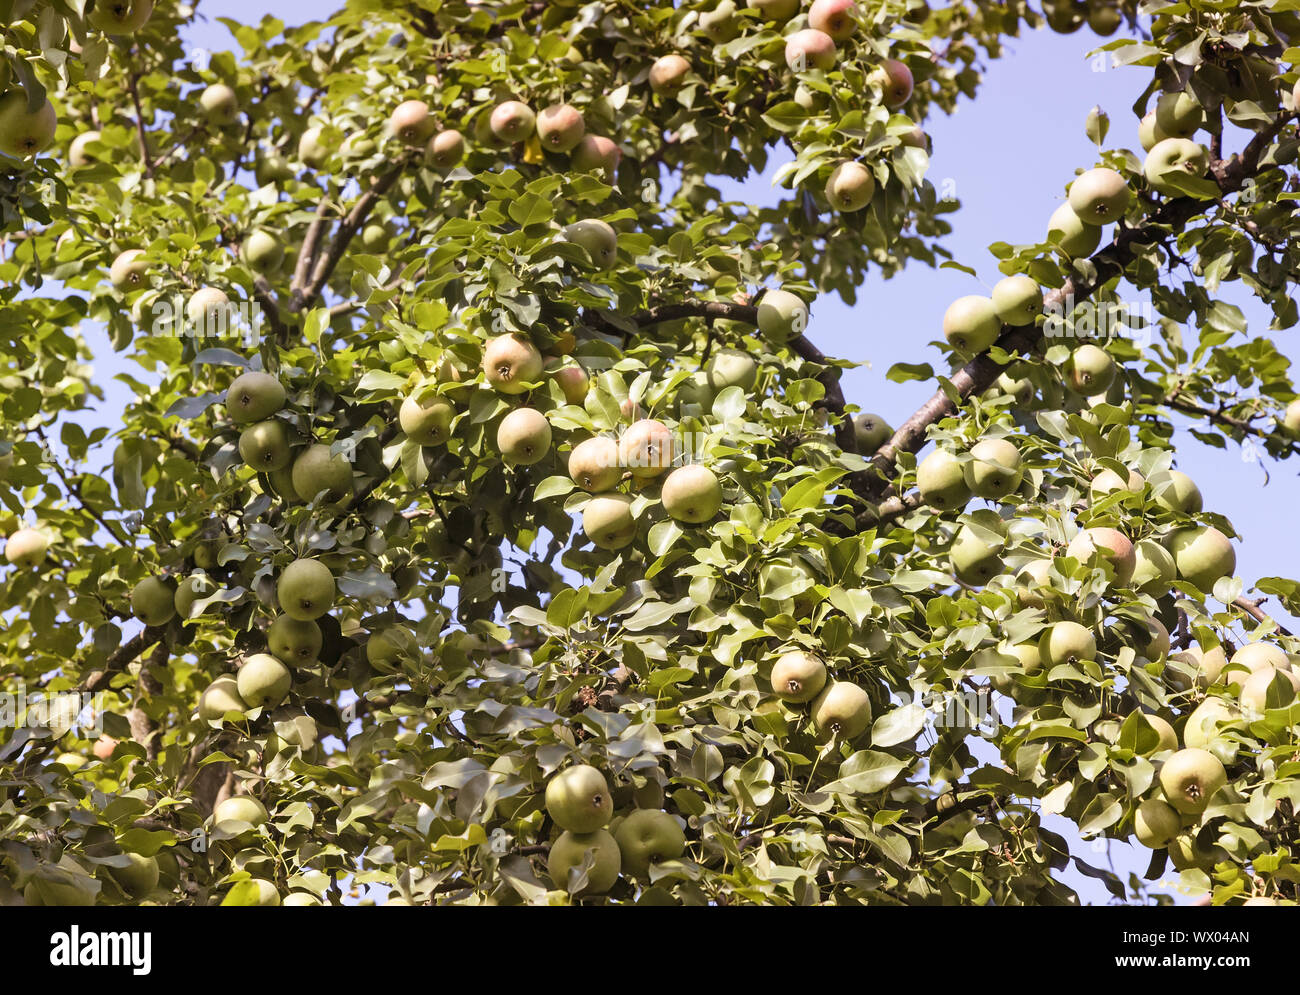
[3,0,1300,906]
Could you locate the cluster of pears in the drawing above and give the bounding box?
[767,649,872,741]
[543,764,686,895]
[1042,0,1126,36]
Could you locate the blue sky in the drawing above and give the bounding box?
[72,2,1290,903]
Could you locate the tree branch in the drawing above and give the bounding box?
[1233,597,1293,637]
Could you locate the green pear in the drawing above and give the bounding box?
[568,437,622,493]
[239,419,294,472]
[546,765,613,833]
[131,576,176,626]
[283,892,323,906]
[1227,642,1290,685]
[942,295,1001,355]
[1013,559,1054,607]
[769,650,827,703]
[187,287,230,328]
[4,527,48,567]
[614,810,686,879]
[746,0,798,20]
[1281,398,1300,436]
[950,522,1004,586]
[1133,798,1180,849]
[582,493,636,550]
[198,675,246,721]
[0,90,57,158]
[277,558,335,621]
[1182,696,1236,750]
[425,129,465,169]
[1090,467,1144,501]
[236,653,291,708]
[108,853,159,897]
[291,444,353,506]
[1067,526,1135,584]
[563,219,618,269]
[298,126,330,168]
[853,413,892,452]
[824,160,874,211]
[917,448,971,511]
[756,288,809,342]
[1143,138,1209,196]
[548,829,621,894]
[1067,167,1130,225]
[497,407,552,465]
[649,54,691,94]
[365,629,403,668]
[1149,469,1202,514]
[660,464,722,523]
[399,392,454,446]
[109,249,148,291]
[482,333,543,394]
[1159,748,1226,815]
[1154,91,1201,138]
[1169,526,1235,592]
[225,371,286,424]
[255,152,294,185]
[213,795,268,828]
[489,100,536,142]
[619,419,674,478]
[1047,202,1102,258]
[1042,0,1085,32]
[242,230,283,274]
[537,103,585,153]
[700,0,740,42]
[1087,1,1122,36]
[267,615,322,665]
[991,274,1042,326]
[1239,667,1300,715]
[199,84,240,127]
[389,99,433,145]
[706,348,758,393]
[1175,644,1228,689]
[1064,343,1116,395]
[1138,110,1168,153]
[174,573,218,620]
[811,681,872,739]
[89,0,154,33]
[1039,620,1097,667]
[1139,713,1178,754]
[964,438,1022,499]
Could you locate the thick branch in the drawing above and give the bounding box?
[126,72,155,177]
[291,200,331,309]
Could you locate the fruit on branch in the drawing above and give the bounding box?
[489,100,536,143]
[1136,617,1171,660]
[109,249,148,290]
[1179,644,1228,690]
[1064,343,1116,395]
[1227,642,1291,685]
[950,521,1005,586]
[548,830,621,895]
[571,134,621,174]
[1067,167,1130,225]
[88,0,153,32]
[1138,111,1168,153]
[268,615,322,665]
[1168,525,1235,592]
[0,91,57,158]
[649,54,691,95]
[277,558,336,621]
[785,29,837,72]
[746,0,798,21]
[238,420,294,472]
[1143,138,1209,196]
[425,129,465,169]
[291,444,354,506]
[942,295,1001,355]
[661,464,723,523]
[4,527,48,567]
[1168,832,1228,873]
[1042,0,1085,32]
[582,493,636,550]
[1281,399,1300,435]
[537,103,586,153]
[698,0,739,42]
[1139,713,1178,753]
[1014,559,1053,607]
[769,650,827,703]
[853,413,892,452]
[234,880,280,907]
[619,419,674,478]
[964,438,1023,499]
[225,371,285,425]
[898,124,928,150]
[1154,91,1202,138]
[483,333,543,394]
[991,274,1042,326]
[809,0,858,39]
[1039,621,1097,667]
[1090,467,1144,500]
[1067,526,1135,584]
[399,392,454,446]
[198,675,246,721]
[1148,469,1202,514]
[359,221,393,252]
[241,231,283,275]
[1046,202,1101,258]
[811,681,872,740]
[108,853,160,897]
[497,407,552,465]
[131,576,176,626]
[68,130,101,167]
[174,573,217,619]
[389,99,433,145]
[563,219,618,268]
[870,59,914,108]
[990,641,1043,695]
[199,84,240,127]
[298,127,329,168]
[1159,748,1226,815]
[917,449,971,511]
[614,810,686,878]
[93,736,117,760]
[824,161,875,212]
[756,288,809,342]
[1239,666,1300,714]
[1182,696,1236,750]
[706,348,758,393]
[236,653,292,708]
[255,152,294,185]
[569,436,622,492]
[1133,798,1180,849]
[187,287,230,328]
[1086,0,1122,35]
[283,893,323,906]
[546,764,613,833]
[213,795,268,828]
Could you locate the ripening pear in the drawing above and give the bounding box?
[563,219,618,269]
[871,58,913,108]
[917,449,971,511]
[267,615,322,665]
[277,558,335,621]
[389,99,433,145]
[1149,469,1202,514]
[4,527,48,567]
[497,407,552,465]
[225,372,285,424]
[489,100,535,143]
[1159,748,1226,815]
[809,0,858,39]
[482,333,543,394]
[237,653,292,708]
[769,651,827,703]
[1039,621,1097,668]
[824,161,874,212]
[785,28,837,71]
[426,129,465,168]
[619,419,674,478]
[942,295,1001,355]
[949,522,1004,587]
[991,274,1042,326]
[239,419,294,472]
[537,103,585,153]
[1133,798,1181,849]
[583,493,636,550]
[213,795,268,828]
[811,681,872,740]
[131,576,176,626]
[1239,667,1300,715]
[569,437,622,492]
[613,810,686,879]
[964,438,1022,499]
[1064,343,1116,395]
[649,54,691,95]
[0,91,57,158]
[198,675,246,721]
[756,289,809,343]
[1090,467,1144,501]
[1143,138,1209,196]
[1047,202,1101,258]
[1154,91,1202,138]
[571,134,621,174]
[89,0,154,33]
[549,358,590,405]
[547,830,621,895]
[1182,696,1236,750]
[706,348,758,393]
[1227,642,1291,686]
[1067,526,1135,585]
[1067,167,1130,225]
[110,249,148,291]
[546,765,613,833]
[1169,525,1235,592]
[187,287,230,328]
[199,84,240,127]
[399,393,454,445]
[853,413,891,453]
[661,464,722,523]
